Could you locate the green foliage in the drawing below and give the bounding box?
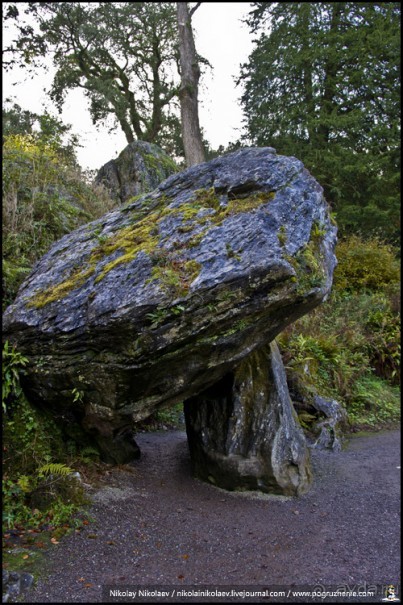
[278,280,400,429]
[79,446,101,463]
[2,115,115,310]
[347,374,400,427]
[365,295,400,385]
[2,340,28,413]
[146,304,186,329]
[3,101,79,161]
[3,378,64,476]
[2,341,90,535]
[334,236,400,292]
[37,463,74,479]
[240,2,401,242]
[71,388,84,404]
[137,402,185,431]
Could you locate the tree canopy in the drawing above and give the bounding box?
[5,2,183,156]
[239,2,401,242]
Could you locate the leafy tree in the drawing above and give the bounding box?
[5,2,183,153]
[3,102,37,137]
[176,2,205,166]
[3,100,79,162]
[239,2,400,242]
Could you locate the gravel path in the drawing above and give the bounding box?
[24,429,400,603]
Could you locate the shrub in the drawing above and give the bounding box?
[334,235,400,292]
[278,284,401,429]
[2,133,115,310]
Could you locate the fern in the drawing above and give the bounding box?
[17,475,31,493]
[37,463,73,478]
[80,446,100,460]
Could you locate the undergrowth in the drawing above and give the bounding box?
[278,236,400,430]
[2,342,100,571]
[137,402,185,431]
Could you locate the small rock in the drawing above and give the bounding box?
[19,573,34,591]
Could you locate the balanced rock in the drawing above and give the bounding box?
[95,140,177,204]
[3,147,337,474]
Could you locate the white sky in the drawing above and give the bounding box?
[2,2,253,171]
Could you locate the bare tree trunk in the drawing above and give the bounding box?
[176,2,205,167]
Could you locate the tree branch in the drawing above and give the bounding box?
[189,2,202,19]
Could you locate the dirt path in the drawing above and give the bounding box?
[24,429,400,602]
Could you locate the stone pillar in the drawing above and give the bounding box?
[184,341,312,496]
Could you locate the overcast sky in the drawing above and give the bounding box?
[3,2,253,171]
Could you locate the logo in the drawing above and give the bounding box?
[382,585,400,602]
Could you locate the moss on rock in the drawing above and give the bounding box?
[28,187,277,308]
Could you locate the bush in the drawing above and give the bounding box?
[2,133,115,310]
[334,235,400,292]
[278,284,401,429]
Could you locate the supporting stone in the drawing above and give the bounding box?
[184,341,312,496]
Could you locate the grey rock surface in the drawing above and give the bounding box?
[2,570,34,603]
[311,395,348,451]
[3,147,337,464]
[95,140,177,203]
[184,341,312,496]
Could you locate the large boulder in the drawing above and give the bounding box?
[95,140,177,204]
[184,341,312,496]
[3,147,337,469]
